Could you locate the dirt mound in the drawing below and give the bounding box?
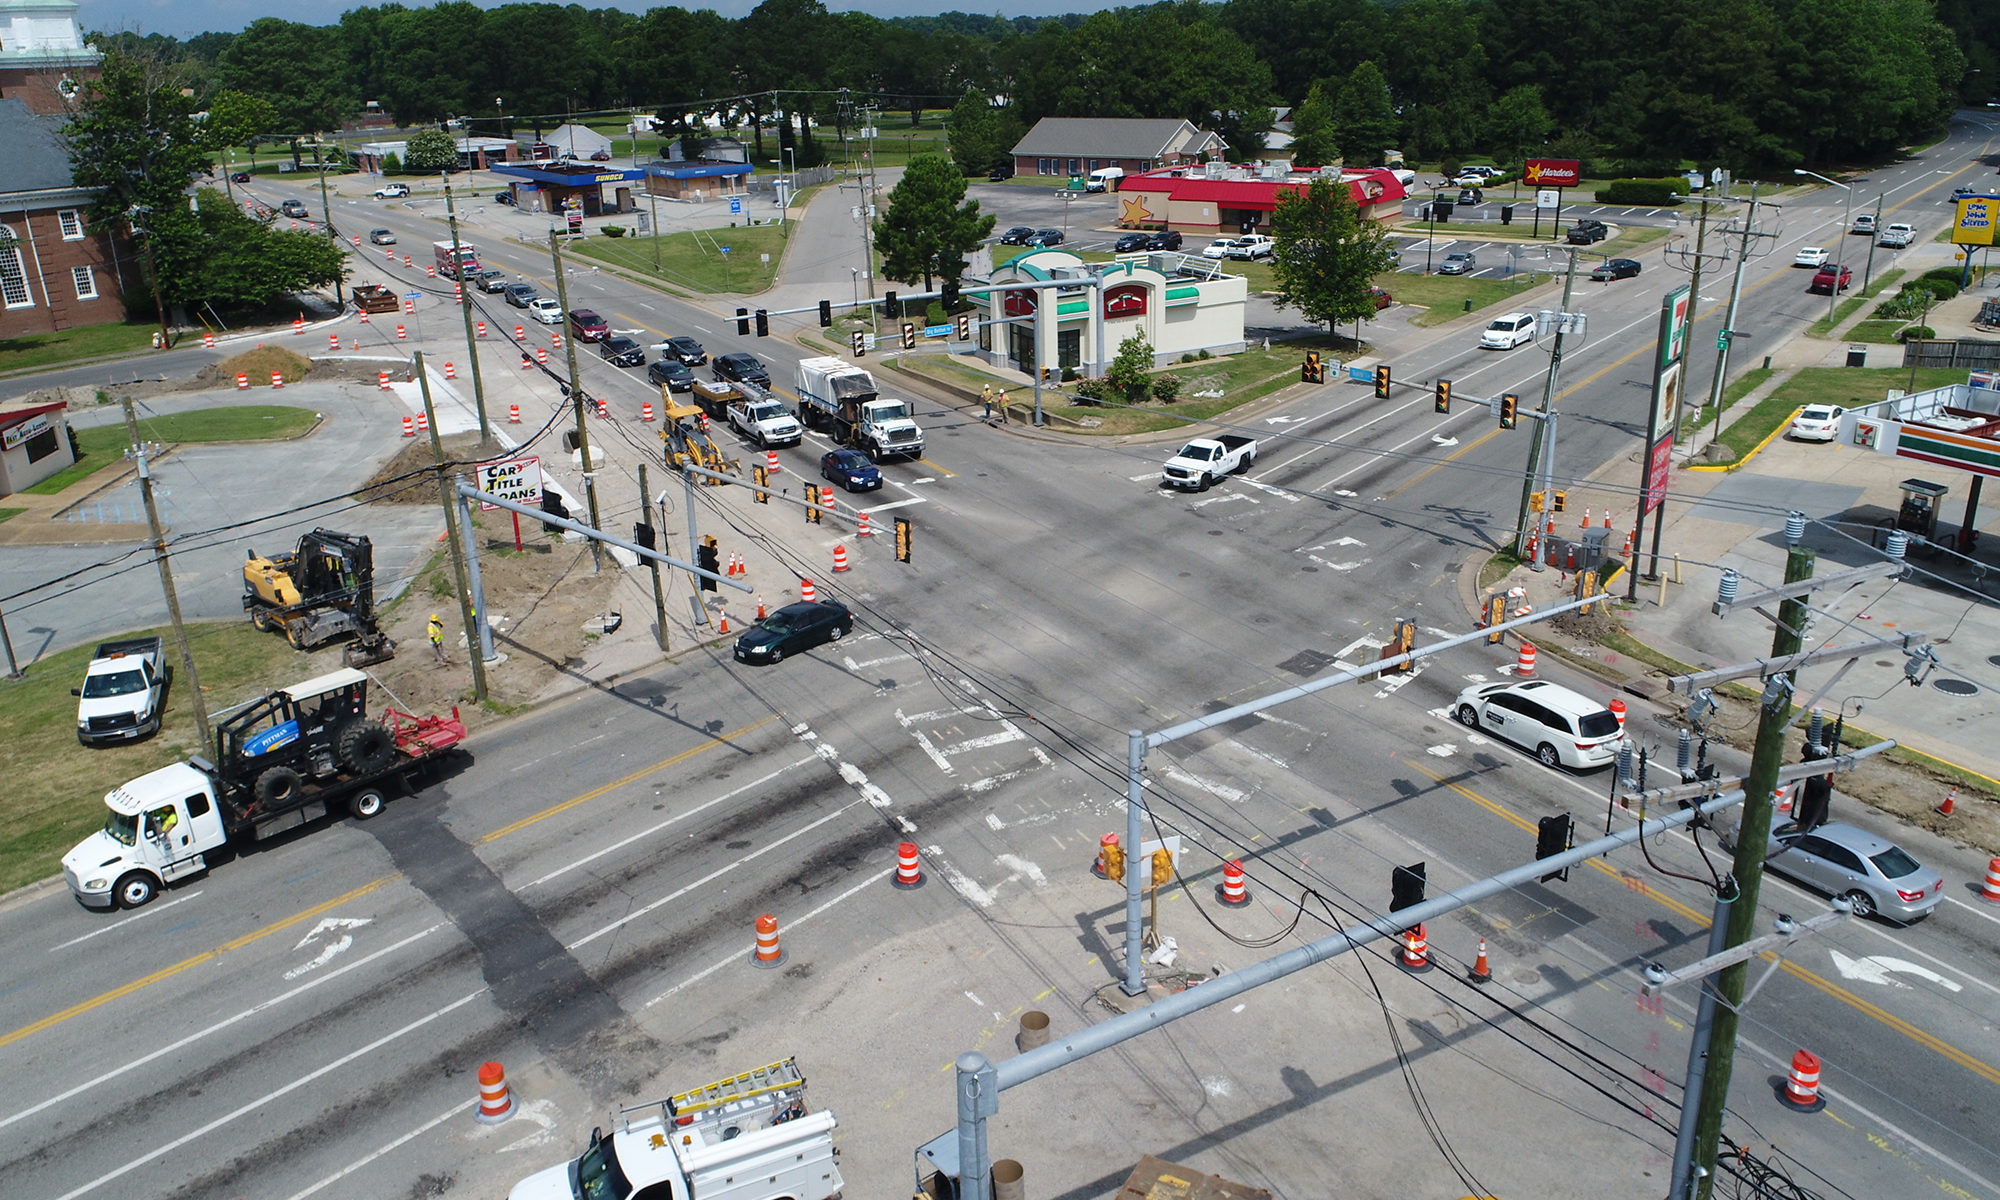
[356,432,513,506]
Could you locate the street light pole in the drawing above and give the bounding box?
[1794,169,1851,326]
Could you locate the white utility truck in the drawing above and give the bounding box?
[794,355,926,460]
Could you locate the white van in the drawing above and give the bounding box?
[1480,311,1538,350]
[1389,168,1417,189]
[1085,167,1126,193]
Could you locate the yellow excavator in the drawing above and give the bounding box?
[659,393,740,480]
[242,528,396,666]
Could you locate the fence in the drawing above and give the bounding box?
[1901,338,2000,372]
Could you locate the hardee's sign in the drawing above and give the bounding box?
[1524,159,1581,187]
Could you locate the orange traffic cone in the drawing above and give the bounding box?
[717,606,729,634]
[1469,938,1492,984]
[1937,786,1957,817]
[755,594,766,620]
[833,544,850,573]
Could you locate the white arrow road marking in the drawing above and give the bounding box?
[1829,949,1963,992]
[1431,435,1459,446]
[285,917,372,980]
[495,1099,561,1153]
[1242,479,1302,502]
[1427,743,1458,758]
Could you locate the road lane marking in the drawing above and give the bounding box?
[285,916,374,980]
[863,496,926,513]
[643,867,893,1007]
[46,891,204,951]
[283,1095,465,1200]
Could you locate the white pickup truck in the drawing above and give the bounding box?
[728,398,803,448]
[1162,434,1258,491]
[1877,222,1915,249]
[73,636,168,745]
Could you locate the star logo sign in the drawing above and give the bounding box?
[1120,194,1154,225]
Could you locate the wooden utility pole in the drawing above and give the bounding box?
[639,463,670,651]
[414,351,489,702]
[547,230,605,571]
[121,399,210,745]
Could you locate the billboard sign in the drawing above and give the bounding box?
[1954,196,1997,248]
[477,455,543,511]
[1524,159,1582,188]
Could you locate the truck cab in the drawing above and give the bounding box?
[62,762,227,909]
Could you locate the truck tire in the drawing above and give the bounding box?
[115,872,158,909]
[338,719,396,774]
[1198,472,1213,492]
[251,608,275,632]
[349,788,386,820]
[256,766,303,808]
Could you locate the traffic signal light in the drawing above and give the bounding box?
[1390,861,1426,913]
[1149,848,1173,889]
[942,280,959,308]
[1103,841,1125,883]
[883,290,899,319]
[1530,490,1545,513]
[1499,392,1518,429]
[818,299,832,328]
[1302,358,1314,384]
[1535,814,1574,882]
[1552,489,1567,513]
[696,536,720,592]
[735,307,749,336]
[1041,365,1052,383]
[754,308,769,337]
[954,313,971,340]
[633,522,655,551]
[901,321,916,350]
[851,330,866,357]
[1373,365,1391,399]
[1434,379,1452,414]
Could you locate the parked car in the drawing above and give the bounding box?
[494,191,516,206]
[598,335,644,367]
[1454,171,1489,187]
[1438,251,1478,275]
[1370,286,1395,309]
[988,164,1015,181]
[589,149,612,161]
[1223,234,1275,260]
[713,352,771,388]
[1590,258,1642,281]
[1851,213,1877,235]
[1789,403,1846,442]
[647,359,694,392]
[368,228,397,245]
[1567,219,1609,245]
[280,199,309,218]
[1114,232,1154,253]
[998,226,1036,245]
[1457,187,1483,206]
[527,297,564,324]
[373,183,410,199]
[1727,821,1945,923]
[567,309,609,341]
[504,283,538,307]
[660,336,707,366]
[1479,311,1538,350]
[1453,679,1624,770]
[1201,238,1242,259]
[230,172,251,183]
[1024,228,1065,247]
[1810,263,1854,294]
[473,269,509,293]
[733,600,854,665]
[820,448,882,493]
[1793,245,1830,268]
[1146,230,1184,251]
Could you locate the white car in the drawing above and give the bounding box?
[1201,238,1241,259]
[1789,403,1845,442]
[373,183,410,199]
[526,297,564,324]
[1793,246,1830,268]
[1480,311,1538,350]
[1453,679,1625,770]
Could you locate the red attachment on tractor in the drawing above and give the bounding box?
[385,706,468,756]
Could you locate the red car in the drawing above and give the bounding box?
[567,309,609,341]
[1371,286,1395,309]
[1810,263,1854,294]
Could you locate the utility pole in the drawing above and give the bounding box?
[1861,192,1884,294]
[1670,198,1715,446]
[414,351,489,702]
[443,179,493,441]
[121,398,210,745]
[1687,187,1770,465]
[547,230,605,570]
[1512,250,1583,569]
[639,463,670,651]
[315,133,334,234]
[1688,543,1816,1198]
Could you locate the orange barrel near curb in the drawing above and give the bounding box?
[475,1061,515,1124]
[751,913,786,968]
[1779,1049,1825,1112]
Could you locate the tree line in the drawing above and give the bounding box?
[94,0,1989,175]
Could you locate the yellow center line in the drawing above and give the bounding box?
[6,715,777,1048]
[1404,760,2000,1086]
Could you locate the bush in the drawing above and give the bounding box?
[381,152,403,176]
[1181,353,1197,363]
[1594,179,1684,206]
[1198,349,1212,360]
[1910,276,1959,301]
[602,225,626,238]
[1899,325,1935,342]
[1439,157,1462,181]
[1061,366,1079,382]
[1151,373,1183,404]
[1072,377,1110,405]
[926,300,948,327]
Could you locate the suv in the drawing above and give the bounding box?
[1851,213,1877,235]
[1146,230,1184,251]
[504,283,537,307]
[1223,234,1275,260]
[372,183,410,199]
[713,352,771,388]
[1479,311,1538,350]
[1566,219,1608,245]
[598,335,645,367]
[473,270,508,293]
[1453,679,1624,770]
[567,309,608,341]
[658,336,706,366]
[280,199,309,219]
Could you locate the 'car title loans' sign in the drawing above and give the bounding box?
[477,456,543,510]
[1523,159,1582,188]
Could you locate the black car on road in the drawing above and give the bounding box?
[1590,258,1641,281]
[661,336,707,366]
[1567,219,1609,245]
[714,352,771,388]
[998,226,1036,245]
[598,335,645,367]
[647,359,694,391]
[734,601,853,665]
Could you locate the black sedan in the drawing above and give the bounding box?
[714,352,770,388]
[1114,232,1154,253]
[820,448,882,492]
[230,172,251,183]
[1590,258,1642,281]
[998,226,1036,245]
[598,335,645,367]
[661,336,707,366]
[1146,230,1184,250]
[647,359,694,391]
[734,601,853,665]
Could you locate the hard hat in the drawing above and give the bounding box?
[430,613,439,620]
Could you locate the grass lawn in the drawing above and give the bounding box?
[25,405,321,496]
[1713,366,1966,459]
[1848,320,1909,345]
[1806,268,1906,337]
[0,321,161,375]
[1394,272,1555,326]
[0,622,314,896]
[566,220,795,295]
[0,507,23,523]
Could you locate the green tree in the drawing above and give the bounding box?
[947,87,1009,176]
[215,19,355,137]
[1332,61,1397,165]
[191,190,346,305]
[404,129,459,174]
[1484,83,1553,166]
[1269,176,1399,337]
[1107,332,1156,404]
[1288,81,1339,167]
[381,151,404,177]
[872,153,996,291]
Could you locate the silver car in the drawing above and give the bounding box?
[1749,821,1945,923]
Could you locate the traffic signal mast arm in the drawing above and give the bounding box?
[763,277,1102,333]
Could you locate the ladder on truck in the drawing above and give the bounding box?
[622,1059,809,1134]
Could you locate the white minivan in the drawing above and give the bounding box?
[1480,311,1538,350]
[1085,167,1126,193]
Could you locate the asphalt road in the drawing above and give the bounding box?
[3,116,1998,1200]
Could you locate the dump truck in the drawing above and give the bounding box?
[508,1058,842,1200]
[60,667,467,909]
[795,355,925,461]
[242,527,395,666]
[73,636,169,745]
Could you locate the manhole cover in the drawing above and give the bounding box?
[1277,648,1338,677]
[1987,655,2000,669]
[1933,678,1979,697]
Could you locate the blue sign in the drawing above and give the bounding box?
[924,324,949,338]
[730,198,742,215]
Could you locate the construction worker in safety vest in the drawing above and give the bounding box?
[428,613,446,662]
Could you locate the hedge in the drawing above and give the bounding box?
[1593,178,1686,206]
